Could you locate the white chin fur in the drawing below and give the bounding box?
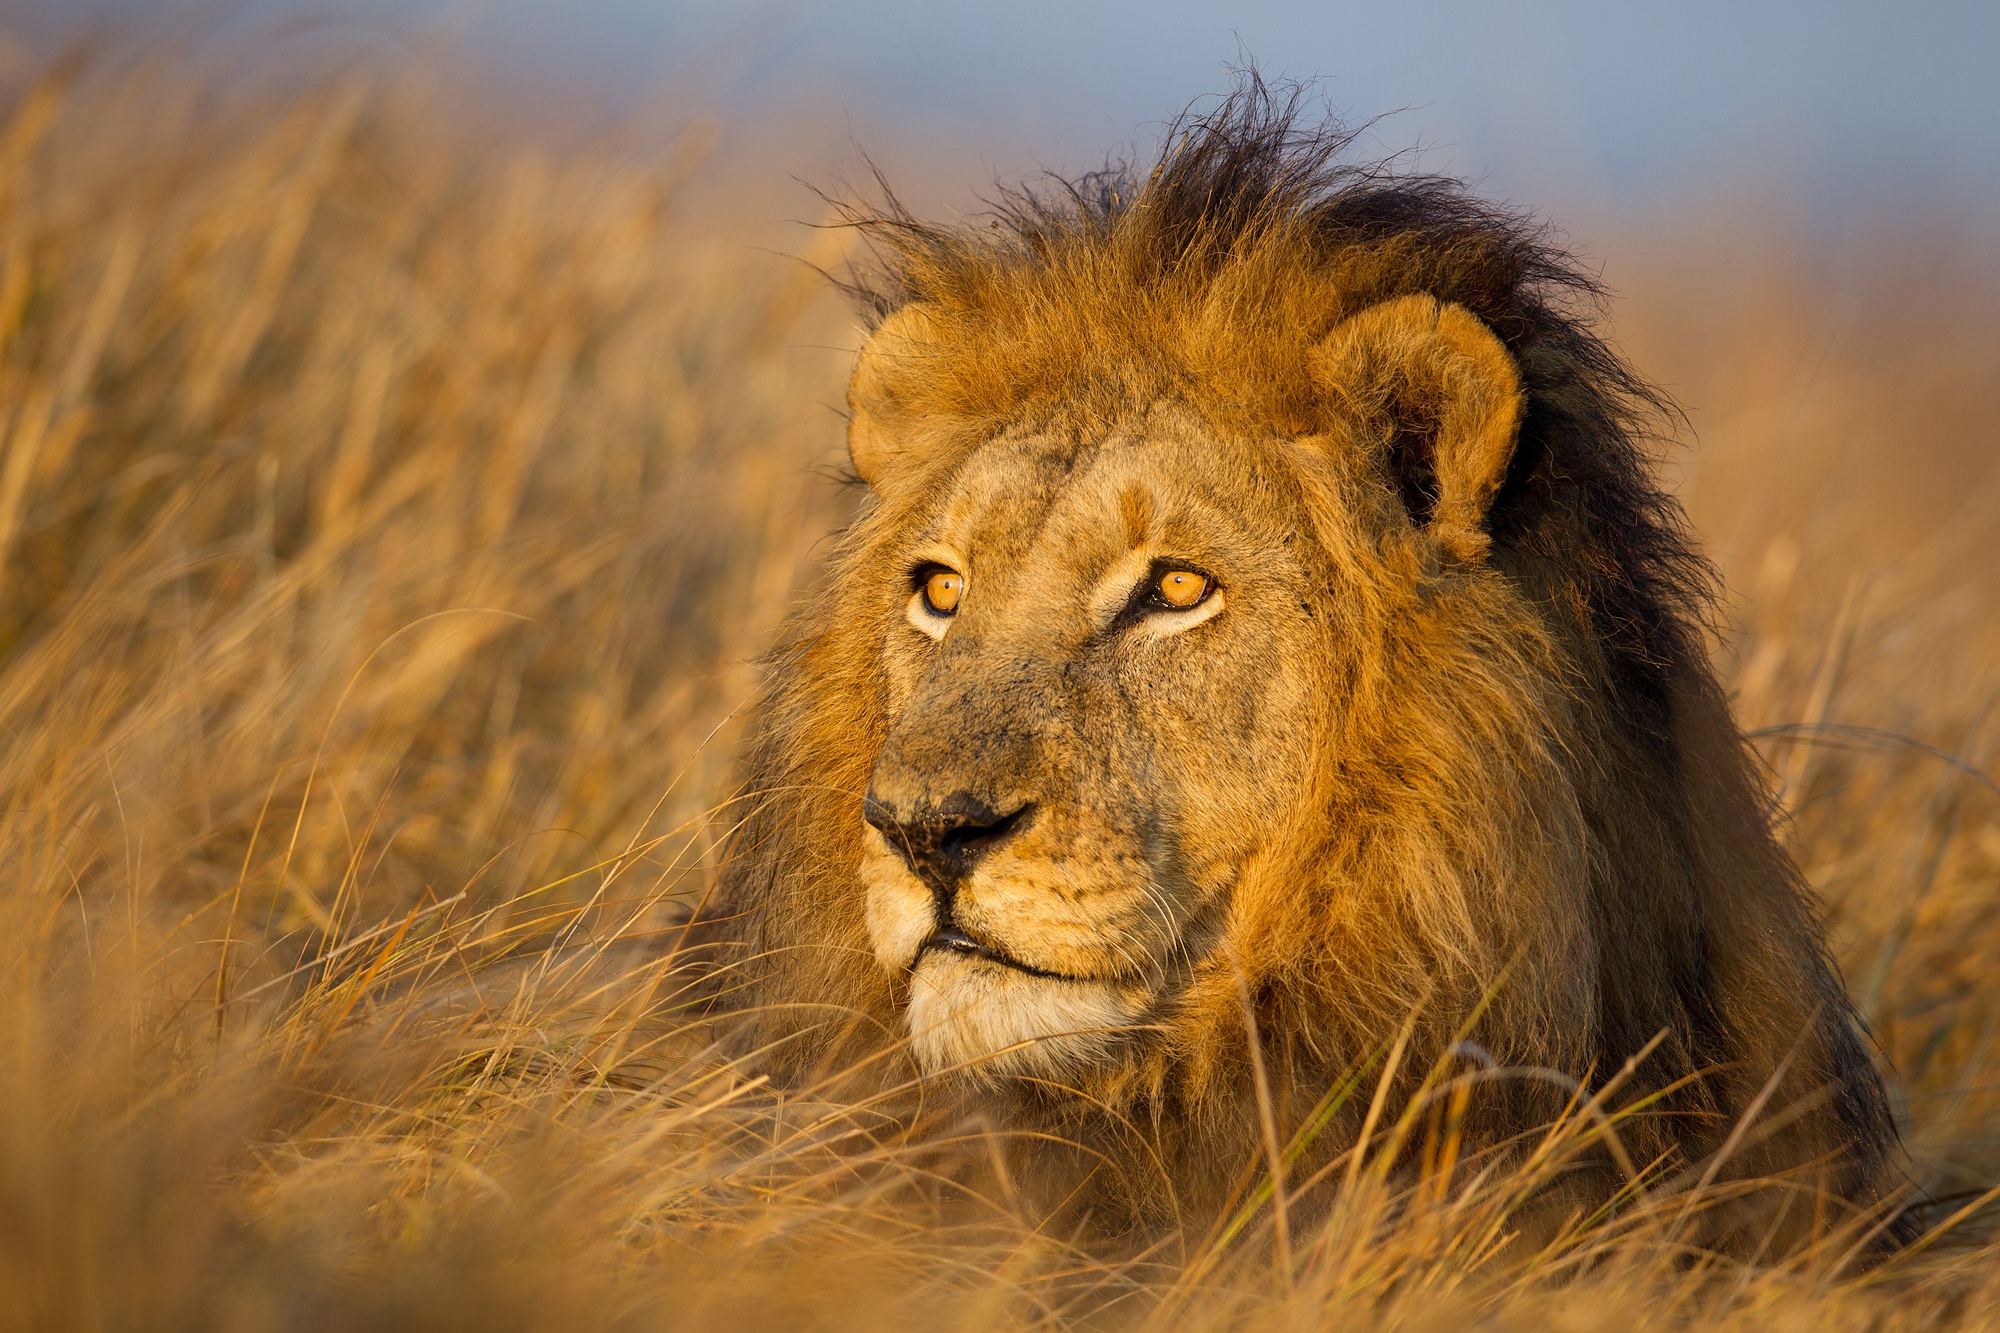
[905,952,1142,1080]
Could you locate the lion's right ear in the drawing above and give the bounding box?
[847,304,942,493]
[1311,294,1527,563]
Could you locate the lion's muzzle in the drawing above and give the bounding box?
[865,790,1075,975]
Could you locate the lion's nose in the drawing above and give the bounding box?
[863,791,1032,899]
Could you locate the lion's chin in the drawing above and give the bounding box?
[905,952,1144,1080]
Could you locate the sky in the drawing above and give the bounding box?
[13,1,2000,234]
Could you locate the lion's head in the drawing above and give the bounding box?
[852,293,1549,1085]
[709,84,1898,1232]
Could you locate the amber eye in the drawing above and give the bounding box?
[921,569,963,616]
[1156,568,1209,609]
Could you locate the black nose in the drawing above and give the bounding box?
[863,791,1032,899]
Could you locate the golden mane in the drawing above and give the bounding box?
[702,78,1900,1241]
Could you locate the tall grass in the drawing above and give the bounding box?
[0,48,1995,1330]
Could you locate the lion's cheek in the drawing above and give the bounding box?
[861,839,934,974]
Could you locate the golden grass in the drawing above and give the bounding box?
[0,48,1996,1330]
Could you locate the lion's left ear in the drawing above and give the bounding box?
[1311,294,1526,562]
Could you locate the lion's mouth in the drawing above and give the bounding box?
[917,925,1082,982]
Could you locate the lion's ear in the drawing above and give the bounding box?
[1312,295,1526,562]
[847,303,942,493]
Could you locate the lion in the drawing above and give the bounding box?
[702,82,1900,1244]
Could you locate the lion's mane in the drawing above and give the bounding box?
[703,78,1900,1237]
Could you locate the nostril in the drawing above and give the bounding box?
[939,804,1029,861]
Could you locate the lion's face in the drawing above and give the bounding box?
[860,404,1329,1078]
[841,293,1534,1083]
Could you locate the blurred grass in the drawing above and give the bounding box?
[0,44,1996,1331]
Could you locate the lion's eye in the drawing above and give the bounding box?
[921,569,963,616]
[1155,568,1209,609]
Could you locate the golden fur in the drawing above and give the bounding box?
[705,82,1899,1241]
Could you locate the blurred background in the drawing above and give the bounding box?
[16,1,2000,220]
[0,3,1995,1324]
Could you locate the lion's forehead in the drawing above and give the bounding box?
[926,409,1287,588]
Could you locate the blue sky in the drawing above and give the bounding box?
[20,1,2000,228]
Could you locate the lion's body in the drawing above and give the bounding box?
[705,85,1899,1242]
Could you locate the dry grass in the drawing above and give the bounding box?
[0,46,1996,1331]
